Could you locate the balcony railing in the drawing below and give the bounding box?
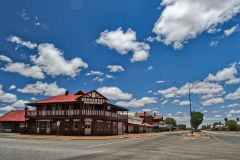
[26,110,127,120]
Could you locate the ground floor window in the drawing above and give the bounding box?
[41,122,46,130]
[107,121,111,129]
[20,122,25,128]
[97,120,103,131]
[74,121,78,130]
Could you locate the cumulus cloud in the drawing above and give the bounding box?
[92,76,104,84]
[158,81,225,102]
[7,35,37,49]
[152,0,240,50]
[205,64,237,82]
[0,55,12,63]
[224,24,238,36]
[0,105,15,111]
[209,41,219,47]
[2,62,45,79]
[225,87,240,100]
[31,43,88,78]
[96,28,150,62]
[9,85,16,90]
[106,65,124,72]
[17,81,66,96]
[162,99,168,105]
[227,103,240,108]
[11,100,30,107]
[116,97,157,108]
[229,109,240,114]
[201,97,224,106]
[225,78,240,84]
[0,84,17,103]
[97,87,132,100]
[179,100,190,106]
[86,71,104,76]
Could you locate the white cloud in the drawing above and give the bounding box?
[7,35,37,49]
[147,66,154,71]
[209,40,219,47]
[0,84,17,103]
[0,105,15,111]
[93,76,104,83]
[158,87,178,98]
[0,55,12,63]
[17,81,66,96]
[201,97,224,106]
[105,74,114,79]
[2,62,45,79]
[116,97,157,108]
[214,115,222,118]
[172,99,180,104]
[179,100,190,106]
[225,78,240,84]
[225,87,240,100]
[227,103,240,108]
[158,81,225,100]
[162,99,168,105]
[156,80,165,84]
[12,100,30,108]
[19,9,29,21]
[207,28,221,34]
[153,0,240,50]
[9,85,16,90]
[31,43,88,78]
[96,28,150,62]
[229,109,240,114]
[142,108,152,112]
[97,87,132,100]
[205,64,237,82]
[106,65,124,72]
[86,71,104,76]
[224,24,238,36]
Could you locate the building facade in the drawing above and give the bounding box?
[25,90,128,136]
[0,110,26,133]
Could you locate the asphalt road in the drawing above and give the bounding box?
[0,131,240,160]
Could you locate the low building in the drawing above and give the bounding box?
[25,90,128,136]
[137,112,164,132]
[0,110,26,133]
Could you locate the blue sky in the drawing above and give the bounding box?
[1,0,240,126]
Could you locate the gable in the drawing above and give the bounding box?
[81,90,107,104]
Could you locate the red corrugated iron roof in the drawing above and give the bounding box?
[153,115,163,120]
[0,110,25,122]
[137,113,152,117]
[28,93,83,104]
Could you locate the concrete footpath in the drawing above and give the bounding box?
[18,132,160,140]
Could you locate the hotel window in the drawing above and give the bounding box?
[97,120,103,130]
[74,121,78,130]
[64,119,70,130]
[20,122,25,128]
[41,122,46,129]
[107,121,111,129]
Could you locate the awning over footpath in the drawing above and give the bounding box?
[0,110,25,122]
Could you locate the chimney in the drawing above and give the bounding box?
[144,112,146,117]
[65,90,69,96]
[154,112,156,116]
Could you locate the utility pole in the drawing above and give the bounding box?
[188,83,193,135]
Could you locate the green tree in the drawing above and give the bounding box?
[225,120,238,131]
[165,117,177,127]
[178,124,186,130]
[190,111,204,131]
